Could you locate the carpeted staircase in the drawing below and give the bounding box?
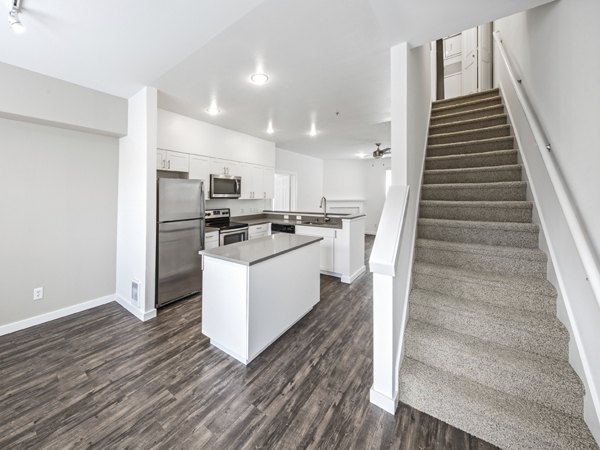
[398,88,599,449]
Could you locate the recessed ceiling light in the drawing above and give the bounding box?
[266,121,274,134]
[250,73,269,85]
[205,100,221,116]
[356,152,368,159]
[309,123,317,137]
[8,0,25,34]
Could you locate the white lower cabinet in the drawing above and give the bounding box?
[294,225,336,272]
[248,223,271,240]
[205,231,219,250]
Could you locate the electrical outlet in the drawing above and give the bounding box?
[33,287,44,301]
[296,215,302,220]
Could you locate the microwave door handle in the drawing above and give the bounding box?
[235,178,240,194]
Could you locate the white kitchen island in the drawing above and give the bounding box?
[199,234,322,364]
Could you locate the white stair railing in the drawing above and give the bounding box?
[368,185,409,414]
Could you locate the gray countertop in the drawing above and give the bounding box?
[243,217,342,229]
[200,234,323,266]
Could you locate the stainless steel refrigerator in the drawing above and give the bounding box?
[156,178,205,307]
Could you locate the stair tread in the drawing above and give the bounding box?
[416,238,546,262]
[399,358,598,450]
[422,180,526,190]
[426,149,516,162]
[428,124,511,140]
[418,217,538,232]
[424,164,521,175]
[413,261,556,296]
[432,88,500,107]
[420,199,533,209]
[406,319,581,391]
[432,96,502,113]
[410,288,566,341]
[427,136,513,150]
[430,104,505,122]
[429,113,507,131]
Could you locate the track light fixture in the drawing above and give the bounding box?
[8,0,25,34]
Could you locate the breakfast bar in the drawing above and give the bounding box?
[199,233,322,364]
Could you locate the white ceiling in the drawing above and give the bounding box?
[0,0,266,98]
[0,0,554,159]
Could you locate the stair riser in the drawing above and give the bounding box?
[428,138,515,157]
[405,326,581,416]
[409,302,568,360]
[430,115,507,135]
[421,184,526,201]
[432,90,500,108]
[415,246,546,278]
[424,167,521,184]
[430,105,505,126]
[431,97,502,117]
[428,126,511,146]
[420,203,533,223]
[412,271,555,314]
[417,224,539,248]
[426,152,517,170]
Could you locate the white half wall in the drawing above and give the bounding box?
[0,117,119,329]
[0,62,127,137]
[276,148,324,212]
[493,0,600,260]
[116,87,158,320]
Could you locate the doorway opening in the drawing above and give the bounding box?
[439,22,493,99]
[273,172,298,211]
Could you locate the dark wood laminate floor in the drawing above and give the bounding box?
[0,236,498,449]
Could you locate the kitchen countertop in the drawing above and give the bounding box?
[199,234,323,266]
[243,217,342,229]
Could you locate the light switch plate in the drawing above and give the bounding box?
[33,287,44,301]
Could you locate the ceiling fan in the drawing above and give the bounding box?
[372,143,391,159]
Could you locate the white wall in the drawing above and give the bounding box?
[0,117,118,327]
[116,87,158,320]
[493,0,600,259]
[207,199,270,217]
[276,148,324,212]
[158,109,275,167]
[0,62,127,137]
[322,158,391,234]
[494,2,600,440]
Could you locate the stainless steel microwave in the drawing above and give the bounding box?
[210,174,242,199]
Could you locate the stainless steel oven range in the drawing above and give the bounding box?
[205,208,248,246]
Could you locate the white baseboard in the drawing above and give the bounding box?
[370,386,398,415]
[115,295,157,321]
[341,265,367,284]
[0,294,115,337]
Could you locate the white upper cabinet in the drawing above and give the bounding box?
[157,109,275,167]
[158,149,189,172]
[209,159,240,176]
[189,155,210,199]
[263,167,275,199]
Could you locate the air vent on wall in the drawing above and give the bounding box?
[131,280,141,306]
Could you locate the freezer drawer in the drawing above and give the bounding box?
[157,219,204,307]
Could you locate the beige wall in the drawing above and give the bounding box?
[0,117,119,326]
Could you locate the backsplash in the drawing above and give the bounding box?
[206,198,271,216]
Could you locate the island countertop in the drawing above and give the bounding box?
[199,233,323,266]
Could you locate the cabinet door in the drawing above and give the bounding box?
[210,159,227,176]
[238,164,252,199]
[205,232,219,250]
[189,156,210,199]
[226,160,241,177]
[157,149,167,170]
[262,167,275,199]
[294,225,336,272]
[166,151,189,172]
[251,166,263,199]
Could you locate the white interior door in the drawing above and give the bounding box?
[273,173,291,211]
[461,27,478,95]
[478,22,493,91]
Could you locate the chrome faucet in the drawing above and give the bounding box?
[319,196,330,222]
